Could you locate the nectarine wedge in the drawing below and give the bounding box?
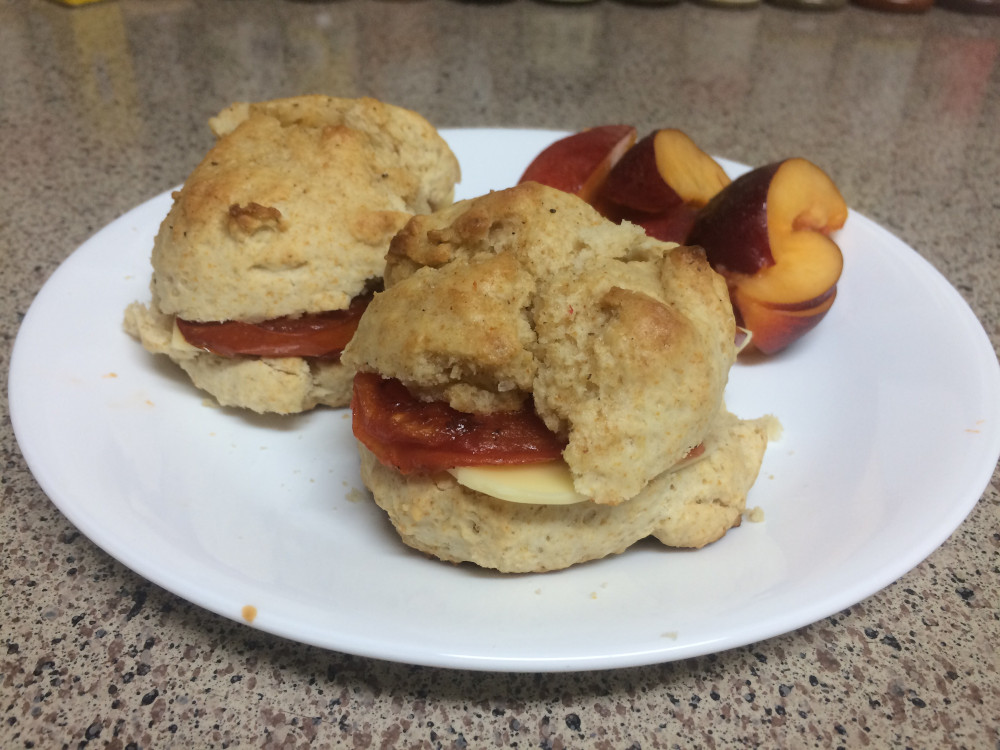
[688,158,847,306]
[600,129,731,215]
[733,286,837,355]
[518,125,637,205]
[687,157,848,353]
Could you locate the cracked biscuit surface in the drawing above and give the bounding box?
[344,182,738,504]
[343,183,773,571]
[124,95,460,413]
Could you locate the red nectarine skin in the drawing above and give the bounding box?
[687,161,782,275]
[734,286,837,354]
[599,129,731,217]
[599,132,685,214]
[518,125,637,205]
[620,203,699,244]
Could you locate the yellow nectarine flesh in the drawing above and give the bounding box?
[734,158,847,305]
[652,129,731,207]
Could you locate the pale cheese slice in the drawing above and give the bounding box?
[448,461,588,506]
[448,444,712,506]
[171,319,201,353]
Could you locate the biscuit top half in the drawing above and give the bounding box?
[150,96,461,323]
[342,182,737,505]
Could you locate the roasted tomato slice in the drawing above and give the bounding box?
[351,372,566,474]
[176,292,372,359]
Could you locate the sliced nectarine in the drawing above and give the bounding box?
[688,158,847,306]
[518,125,637,205]
[620,202,699,244]
[733,286,837,355]
[600,128,731,215]
[687,157,847,352]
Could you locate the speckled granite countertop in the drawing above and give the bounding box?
[3,0,999,747]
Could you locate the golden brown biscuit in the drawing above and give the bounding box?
[344,182,737,504]
[342,182,774,572]
[157,96,460,323]
[125,95,460,413]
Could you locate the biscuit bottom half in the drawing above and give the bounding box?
[124,302,354,414]
[358,409,773,574]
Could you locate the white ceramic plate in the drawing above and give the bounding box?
[10,129,1000,672]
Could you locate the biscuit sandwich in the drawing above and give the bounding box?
[341,181,774,573]
[124,95,460,414]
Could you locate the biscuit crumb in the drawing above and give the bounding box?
[745,506,765,523]
[345,487,367,503]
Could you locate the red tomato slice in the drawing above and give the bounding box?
[351,372,566,474]
[176,293,371,359]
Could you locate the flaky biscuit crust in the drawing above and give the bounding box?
[151,95,460,323]
[359,409,771,573]
[343,182,737,504]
